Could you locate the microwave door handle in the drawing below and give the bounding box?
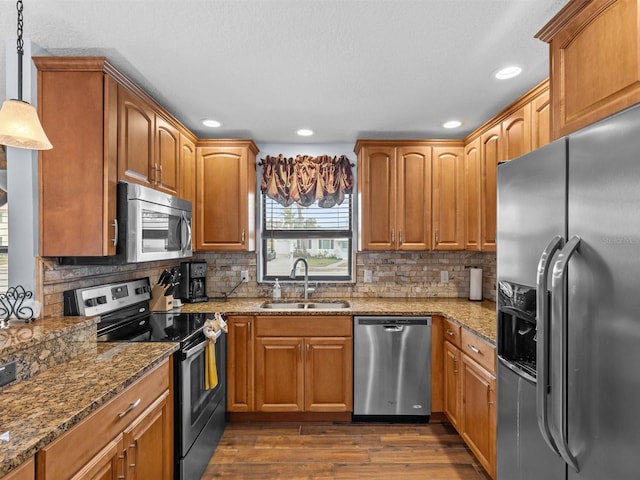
[181,213,192,253]
[535,235,563,456]
[550,235,581,472]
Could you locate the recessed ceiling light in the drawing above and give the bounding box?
[297,128,314,136]
[442,120,462,129]
[495,66,523,80]
[202,119,222,128]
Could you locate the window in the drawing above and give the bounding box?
[262,195,353,281]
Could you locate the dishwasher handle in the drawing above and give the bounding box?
[384,325,404,332]
[356,316,432,326]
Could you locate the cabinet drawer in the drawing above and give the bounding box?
[255,316,352,337]
[443,319,462,348]
[461,329,495,374]
[36,360,170,480]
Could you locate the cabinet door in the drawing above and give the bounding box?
[154,115,180,195]
[464,137,482,251]
[461,355,496,479]
[37,63,118,257]
[255,337,304,412]
[122,391,173,480]
[117,85,155,187]
[4,457,35,480]
[227,316,255,412]
[359,146,396,250]
[179,134,196,205]
[196,146,253,251]
[305,337,353,412]
[531,88,551,150]
[69,437,124,480]
[501,104,531,161]
[396,146,432,250]
[432,146,464,250]
[443,341,462,430]
[480,125,501,252]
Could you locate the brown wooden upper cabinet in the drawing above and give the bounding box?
[432,145,465,250]
[356,141,432,251]
[463,138,482,252]
[501,104,532,162]
[35,56,198,258]
[479,125,501,252]
[35,57,119,257]
[195,140,258,251]
[179,133,197,230]
[118,87,181,196]
[537,0,640,139]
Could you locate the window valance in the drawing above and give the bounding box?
[260,154,354,208]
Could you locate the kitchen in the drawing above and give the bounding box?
[1,0,638,479]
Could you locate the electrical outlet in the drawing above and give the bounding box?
[363,270,373,283]
[440,270,449,283]
[0,361,16,388]
[240,270,249,282]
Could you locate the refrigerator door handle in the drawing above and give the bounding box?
[535,235,564,456]
[550,235,581,473]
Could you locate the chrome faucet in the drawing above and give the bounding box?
[290,257,313,299]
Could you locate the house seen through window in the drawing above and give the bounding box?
[261,195,353,281]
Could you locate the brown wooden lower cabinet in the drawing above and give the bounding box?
[227,315,353,414]
[35,359,173,480]
[4,457,35,480]
[442,327,496,479]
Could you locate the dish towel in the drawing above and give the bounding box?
[203,313,227,390]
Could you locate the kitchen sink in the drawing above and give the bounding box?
[259,301,351,310]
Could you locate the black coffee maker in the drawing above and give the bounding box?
[178,261,208,303]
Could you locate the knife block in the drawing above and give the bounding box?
[150,284,174,311]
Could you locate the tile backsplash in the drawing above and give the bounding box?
[40,251,497,317]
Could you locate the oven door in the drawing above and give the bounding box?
[178,331,226,457]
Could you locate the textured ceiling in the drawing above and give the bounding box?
[0,0,568,144]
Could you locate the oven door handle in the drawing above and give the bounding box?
[182,331,223,360]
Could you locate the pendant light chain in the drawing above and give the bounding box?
[16,0,24,101]
[16,1,24,56]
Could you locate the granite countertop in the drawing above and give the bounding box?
[0,341,178,478]
[0,316,99,357]
[180,297,497,343]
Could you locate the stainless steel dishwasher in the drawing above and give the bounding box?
[353,315,431,420]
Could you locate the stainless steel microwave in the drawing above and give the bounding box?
[120,181,192,263]
[58,181,192,265]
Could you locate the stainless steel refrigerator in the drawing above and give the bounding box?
[497,103,640,480]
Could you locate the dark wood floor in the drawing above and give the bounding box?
[202,421,492,479]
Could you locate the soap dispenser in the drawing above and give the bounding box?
[273,278,281,300]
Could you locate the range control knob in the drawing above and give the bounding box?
[97,296,107,305]
[84,297,98,307]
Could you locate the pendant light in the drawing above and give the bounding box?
[0,0,52,150]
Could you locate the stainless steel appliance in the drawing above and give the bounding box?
[178,261,209,303]
[353,316,431,420]
[60,181,192,265]
[497,103,640,479]
[64,278,225,480]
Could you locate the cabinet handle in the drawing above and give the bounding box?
[112,219,119,247]
[298,344,301,355]
[467,344,481,355]
[241,230,245,245]
[435,229,439,244]
[248,321,251,336]
[391,228,395,243]
[158,164,163,183]
[154,163,159,184]
[129,440,137,468]
[446,329,454,337]
[117,398,141,418]
[399,230,403,245]
[453,356,458,373]
[306,343,310,353]
[117,449,127,479]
